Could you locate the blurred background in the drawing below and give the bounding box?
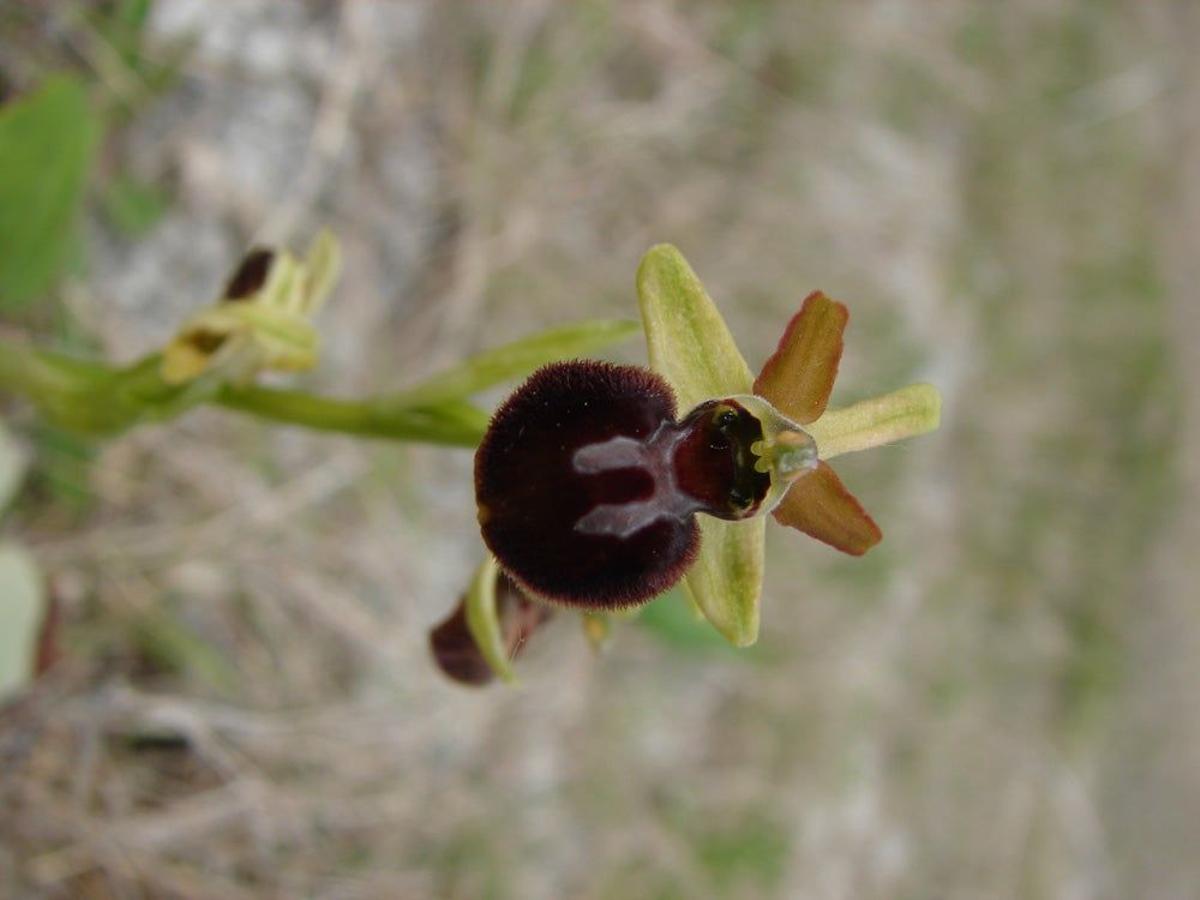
[1,1,1196,897]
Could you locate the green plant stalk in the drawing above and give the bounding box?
[215,384,487,446]
[0,342,144,433]
[0,341,45,397]
[0,339,487,447]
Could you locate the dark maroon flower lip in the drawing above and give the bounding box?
[473,360,772,610]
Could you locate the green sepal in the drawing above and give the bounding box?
[807,383,941,460]
[636,244,764,646]
[683,518,765,647]
[464,555,516,683]
[637,245,754,408]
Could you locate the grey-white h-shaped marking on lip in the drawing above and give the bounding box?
[571,423,700,538]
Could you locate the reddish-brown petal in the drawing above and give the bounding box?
[772,462,882,555]
[753,292,848,426]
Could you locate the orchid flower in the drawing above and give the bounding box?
[431,245,940,683]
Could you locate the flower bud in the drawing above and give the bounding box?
[429,571,552,686]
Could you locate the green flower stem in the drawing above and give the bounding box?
[0,340,84,399]
[0,338,486,448]
[0,341,142,433]
[215,384,487,447]
[0,342,35,393]
[806,383,941,460]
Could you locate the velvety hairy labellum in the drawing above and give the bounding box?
[475,361,771,609]
[429,574,552,686]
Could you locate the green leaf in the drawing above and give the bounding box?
[0,419,26,511]
[386,319,641,409]
[0,75,99,308]
[636,244,764,646]
[0,543,46,701]
[464,555,516,683]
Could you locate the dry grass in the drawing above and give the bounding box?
[1,1,1197,897]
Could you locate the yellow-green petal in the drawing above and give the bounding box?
[636,244,763,646]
